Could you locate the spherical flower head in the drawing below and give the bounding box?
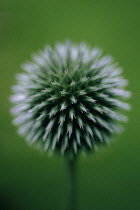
[10,41,131,156]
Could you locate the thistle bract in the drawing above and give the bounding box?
[11,41,130,156]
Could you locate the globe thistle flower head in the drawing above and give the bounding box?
[11,41,130,156]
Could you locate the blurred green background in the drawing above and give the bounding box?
[0,0,139,209]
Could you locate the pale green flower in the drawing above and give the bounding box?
[10,41,130,156]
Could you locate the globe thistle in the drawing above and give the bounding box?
[10,41,130,156]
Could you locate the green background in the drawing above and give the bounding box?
[0,0,139,209]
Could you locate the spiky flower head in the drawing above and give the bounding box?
[10,41,130,156]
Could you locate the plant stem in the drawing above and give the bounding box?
[67,156,77,210]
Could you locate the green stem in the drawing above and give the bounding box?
[67,156,77,210]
